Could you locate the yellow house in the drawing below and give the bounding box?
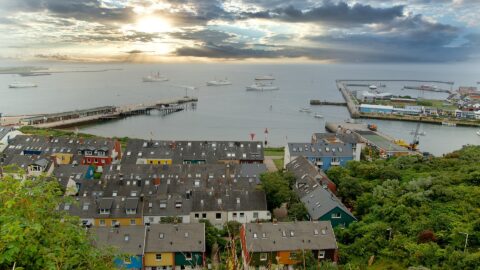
[94,217,142,227]
[145,159,172,165]
[52,153,74,164]
[144,252,174,268]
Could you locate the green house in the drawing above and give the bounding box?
[174,252,204,267]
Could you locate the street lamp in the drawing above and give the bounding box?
[386,228,392,241]
[459,232,469,253]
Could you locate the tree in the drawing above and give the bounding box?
[0,172,115,270]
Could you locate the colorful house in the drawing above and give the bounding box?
[144,223,206,270]
[284,142,354,171]
[91,226,145,270]
[241,221,338,268]
[94,197,143,227]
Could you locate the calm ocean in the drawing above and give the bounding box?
[1,61,479,156]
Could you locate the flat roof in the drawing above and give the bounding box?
[356,130,409,152]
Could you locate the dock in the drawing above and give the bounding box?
[4,96,198,128]
[310,100,347,106]
[336,80,360,118]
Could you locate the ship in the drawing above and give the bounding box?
[255,75,275,81]
[8,82,37,88]
[206,79,232,86]
[246,82,279,91]
[142,72,169,82]
[299,107,312,113]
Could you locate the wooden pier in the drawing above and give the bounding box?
[6,96,198,128]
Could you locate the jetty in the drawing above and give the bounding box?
[336,80,360,118]
[3,96,198,128]
[310,100,347,106]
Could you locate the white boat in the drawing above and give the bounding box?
[314,114,324,118]
[410,130,426,136]
[9,82,37,88]
[206,79,232,86]
[476,130,480,136]
[255,75,275,81]
[246,82,279,91]
[142,72,168,82]
[369,85,378,90]
[442,121,456,127]
[299,107,311,113]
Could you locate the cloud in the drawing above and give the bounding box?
[243,1,405,26]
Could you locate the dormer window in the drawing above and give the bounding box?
[159,201,167,209]
[290,230,295,237]
[126,208,137,215]
[99,208,110,214]
[175,201,182,208]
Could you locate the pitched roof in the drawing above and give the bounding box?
[91,226,145,255]
[243,221,337,252]
[286,156,335,194]
[287,142,353,158]
[300,185,355,221]
[145,223,205,252]
[191,189,268,212]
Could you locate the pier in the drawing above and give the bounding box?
[4,96,198,128]
[336,80,360,118]
[310,100,347,106]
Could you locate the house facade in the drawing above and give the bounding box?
[241,221,338,268]
[284,142,354,171]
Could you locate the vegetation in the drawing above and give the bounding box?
[327,146,480,269]
[0,170,116,270]
[19,126,97,138]
[273,158,284,170]
[259,171,309,221]
[264,147,284,157]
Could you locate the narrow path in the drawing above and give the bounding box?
[264,156,278,172]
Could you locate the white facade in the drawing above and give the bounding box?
[190,210,271,228]
[143,215,191,224]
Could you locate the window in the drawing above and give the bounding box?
[195,213,199,219]
[184,232,189,238]
[233,213,237,218]
[124,257,131,264]
[99,219,105,226]
[314,229,319,235]
[130,219,136,225]
[160,201,167,209]
[159,233,164,239]
[185,252,192,260]
[64,203,71,210]
[156,254,162,261]
[216,213,222,219]
[332,213,341,219]
[124,234,130,242]
[253,233,258,239]
[260,253,268,261]
[318,250,325,259]
[289,252,298,260]
[111,220,117,226]
[262,232,267,238]
[282,230,287,237]
[240,212,245,218]
[290,230,295,237]
[253,212,258,219]
[202,213,207,219]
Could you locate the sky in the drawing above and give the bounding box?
[0,0,479,63]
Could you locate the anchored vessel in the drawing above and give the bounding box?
[142,72,169,82]
[246,82,279,91]
[206,79,232,86]
[8,82,37,88]
[255,75,275,81]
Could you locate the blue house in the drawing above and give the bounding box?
[91,226,145,270]
[284,142,354,171]
[359,104,394,114]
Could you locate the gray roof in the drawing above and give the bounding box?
[191,190,267,212]
[300,185,355,221]
[91,226,145,255]
[144,194,192,217]
[243,221,337,252]
[355,130,409,153]
[286,156,335,194]
[145,223,205,252]
[312,132,361,145]
[287,142,353,158]
[0,127,14,141]
[122,139,264,164]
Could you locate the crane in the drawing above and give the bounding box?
[409,122,421,151]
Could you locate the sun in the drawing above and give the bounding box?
[135,16,172,33]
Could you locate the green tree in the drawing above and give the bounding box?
[0,172,115,270]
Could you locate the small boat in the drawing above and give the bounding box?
[299,107,311,113]
[9,82,37,88]
[442,121,456,127]
[206,79,232,86]
[369,85,378,90]
[255,75,275,81]
[246,82,279,91]
[367,124,377,131]
[142,72,168,82]
[476,130,480,136]
[314,114,324,118]
[410,130,426,136]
